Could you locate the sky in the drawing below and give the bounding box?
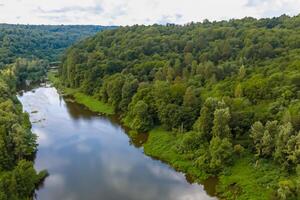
[0,0,300,25]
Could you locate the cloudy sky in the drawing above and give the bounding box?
[0,0,300,25]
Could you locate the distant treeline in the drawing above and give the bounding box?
[0,24,115,67]
[60,15,300,199]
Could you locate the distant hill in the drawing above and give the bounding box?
[0,24,116,66]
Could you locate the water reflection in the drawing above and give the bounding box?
[18,86,217,200]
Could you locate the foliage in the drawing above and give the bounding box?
[59,15,300,199]
[0,70,46,199]
[0,24,113,66]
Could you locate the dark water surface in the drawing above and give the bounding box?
[18,86,217,200]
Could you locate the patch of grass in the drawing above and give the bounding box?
[143,127,209,181]
[72,92,115,115]
[47,71,115,115]
[217,153,287,200]
[47,71,60,85]
[143,128,297,200]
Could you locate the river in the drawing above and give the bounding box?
[17,85,217,200]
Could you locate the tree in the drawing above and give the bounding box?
[211,108,231,139]
[158,103,182,130]
[261,130,274,157]
[238,65,246,80]
[130,100,153,132]
[250,121,278,158]
[209,136,233,171]
[274,123,294,167]
[120,78,138,112]
[0,133,10,170]
[193,98,219,140]
[184,53,193,66]
[234,83,243,98]
[277,180,297,200]
[183,87,199,108]
[250,121,265,157]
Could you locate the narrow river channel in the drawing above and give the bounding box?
[18,85,217,200]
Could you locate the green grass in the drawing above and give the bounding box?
[72,92,115,115]
[143,127,209,181]
[47,71,115,115]
[217,153,287,200]
[143,128,296,200]
[47,70,60,85]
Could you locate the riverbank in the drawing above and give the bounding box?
[48,71,285,200]
[48,71,114,115]
[143,128,288,200]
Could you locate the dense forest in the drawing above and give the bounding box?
[0,24,110,199]
[0,24,114,67]
[60,15,300,199]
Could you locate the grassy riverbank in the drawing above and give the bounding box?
[48,71,115,115]
[48,71,288,199]
[143,128,288,200]
[143,128,209,180]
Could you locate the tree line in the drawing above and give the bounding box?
[0,24,114,67]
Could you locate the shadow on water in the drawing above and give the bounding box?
[63,94,149,148]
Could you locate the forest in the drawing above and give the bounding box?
[59,15,300,199]
[0,24,114,67]
[0,24,111,199]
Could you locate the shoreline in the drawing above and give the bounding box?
[48,71,283,200]
[47,71,220,197]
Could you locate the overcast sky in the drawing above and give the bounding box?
[0,0,299,25]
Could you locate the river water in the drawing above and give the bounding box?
[18,85,217,200]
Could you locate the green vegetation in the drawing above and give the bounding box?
[48,71,115,115]
[3,58,49,87]
[0,24,114,67]
[217,154,283,200]
[144,128,208,180]
[0,66,48,200]
[73,92,115,115]
[59,15,300,199]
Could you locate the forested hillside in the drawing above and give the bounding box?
[60,15,300,199]
[0,24,114,67]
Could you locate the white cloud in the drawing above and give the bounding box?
[0,0,299,25]
[245,0,300,17]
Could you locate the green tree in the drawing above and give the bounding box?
[130,100,153,132]
[193,98,219,140]
[209,136,233,171]
[274,123,294,168]
[211,108,231,139]
[250,121,265,157]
